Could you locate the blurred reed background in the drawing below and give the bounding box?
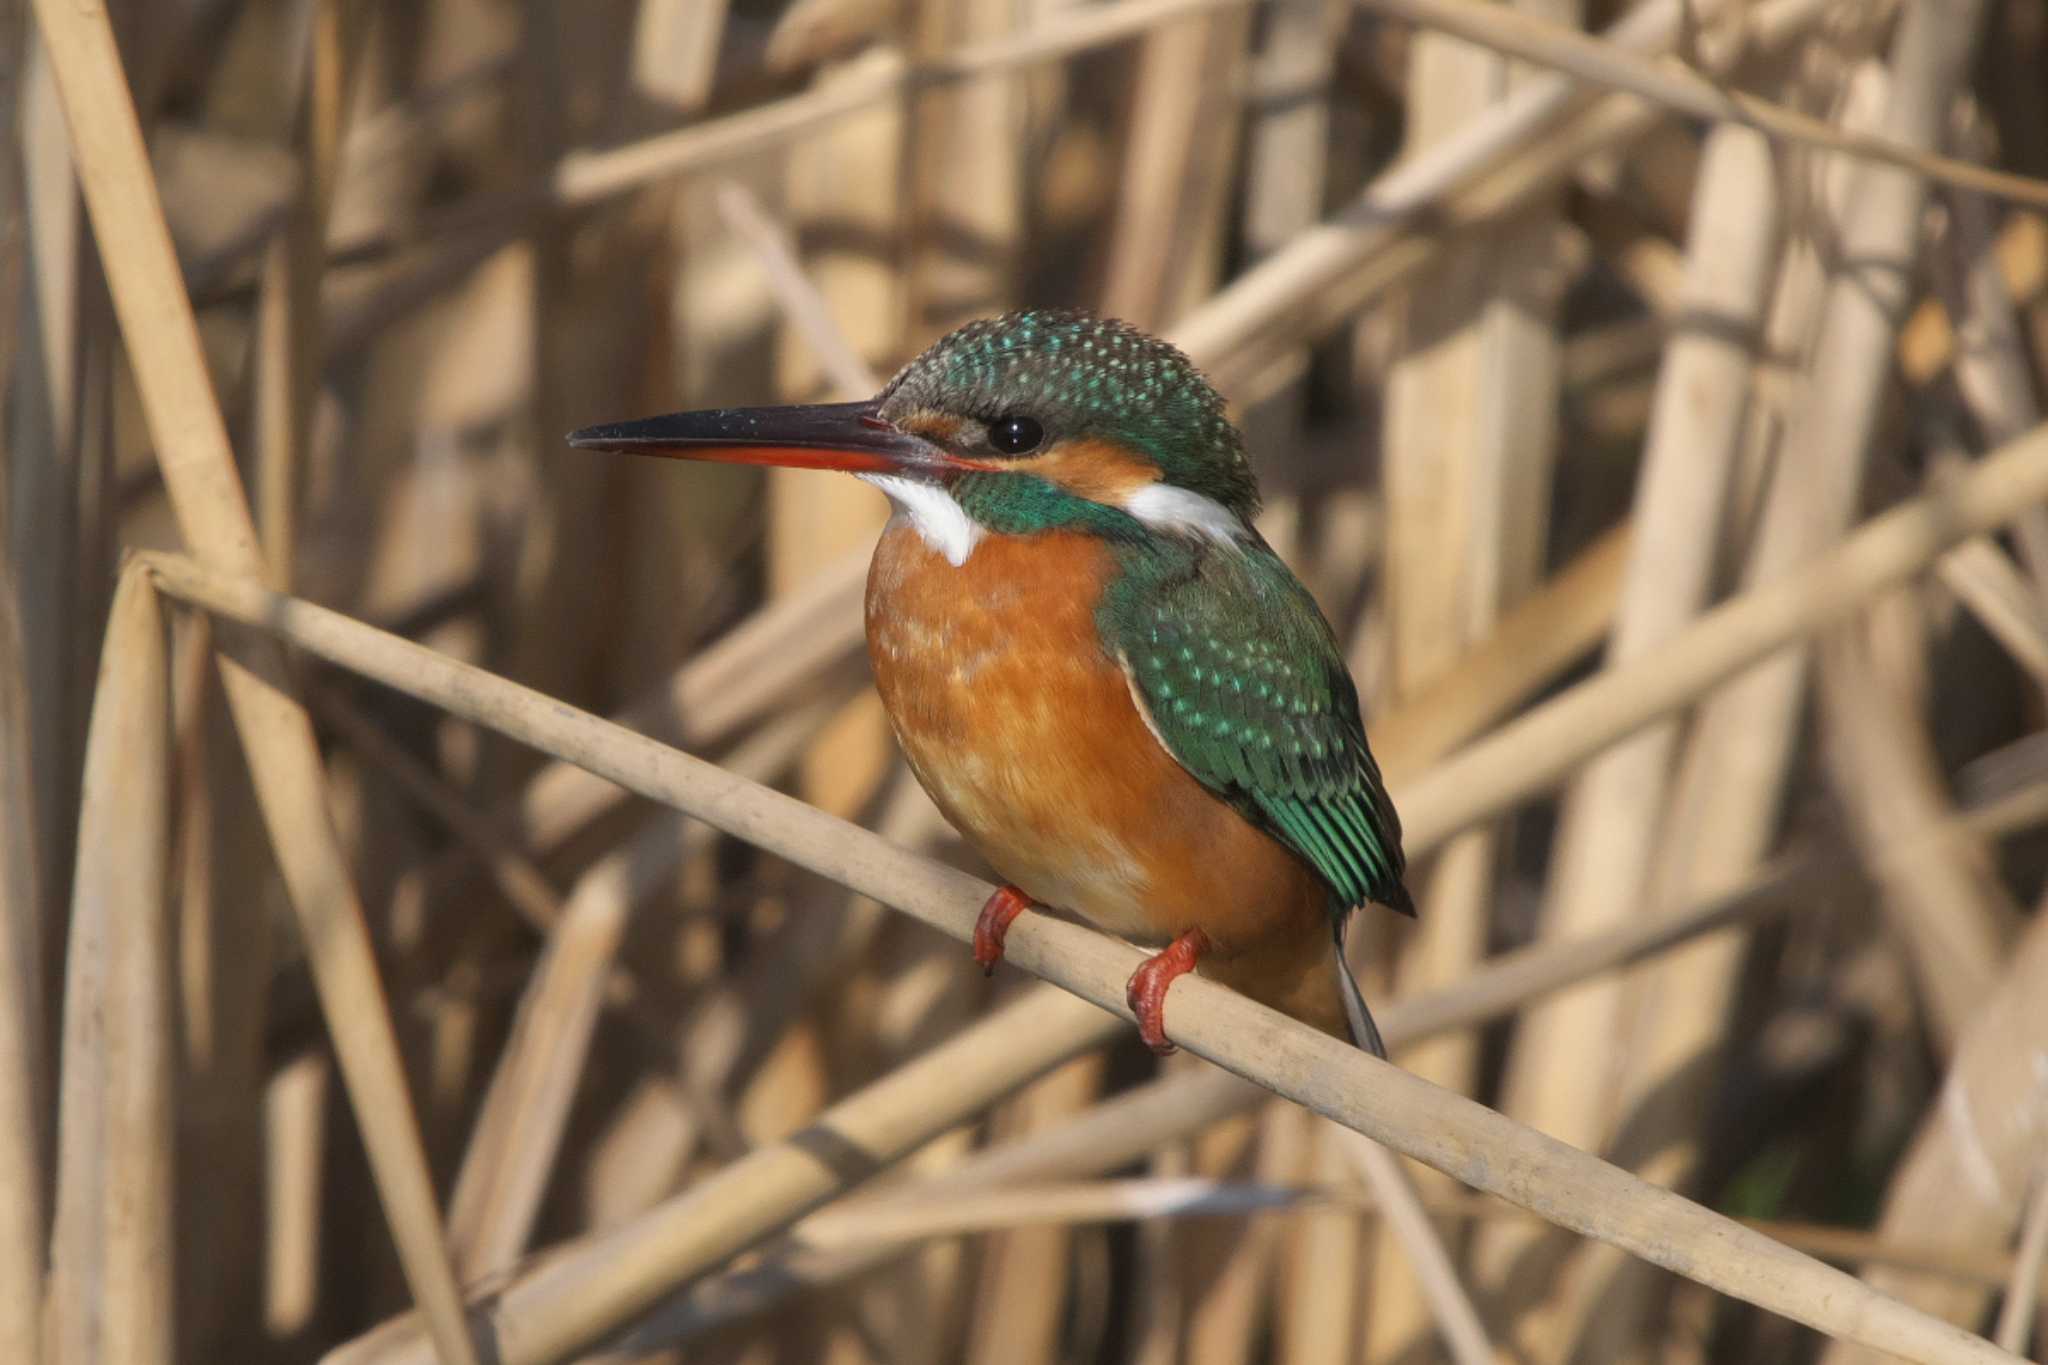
[8,0,2048,1361]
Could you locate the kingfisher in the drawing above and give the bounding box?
[570,310,1412,1057]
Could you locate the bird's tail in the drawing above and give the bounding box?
[1333,926,1388,1059]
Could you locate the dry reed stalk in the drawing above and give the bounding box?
[1579,15,1870,1226]
[850,929,982,1361]
[1938,186,2048,601]
[1933,539,2048,686]
[1171,1104,1272,1365]
[505,0,602,718]
[575,1076,696,1240]
[1157,3,1253,325]
[263,1051,329,1341]
[551,0,1254,208]
[1817,895,2048,1364]
[18,42,74,458]
[15,40,84,964]
[333,988,1124,1365]
[1395,408,2048,857]
[1818,618,2010,1050]
[595,851,1823,1348]
[1231,0,1339,530]
[49,569,173,1365]
[675,738,2048,1343]
[794,1176,2048,1287]
[713,182,876,400]
[251,233,306,584]
[963,1055,1106,1365]
[757,65,903,1358]
[448,812,692,1279]
[1179,0,1820,376]
[1629,0,1976,893]
[164,615,275,1358]
[771,46,898,416]
[724,768,2048,1351]
[630,0,731,109]
[1240,0,1337,267]
[410,544,868,901]
[1352,0,2048,209]
[1995,1172,2048,1352]
[606,181,768,709]
[1099,13,1225,328]
[0,548,40,1365]
[329,677,845,1095]
[1478,123,1778,1332]
[760,0,895,72]
[1580,195,1685,317]
[0,22,46,1341]
[1400,421,2039,843]
[701,1174,2048,1309]
[314,683,563,932]
[1554,15,1986,1348]
[906,0,1020,336]
[1370,521,1627,777]
[669,757,909,1116]
[1234,13,1349,1337]
[146,555,2028,1365]
[27,4,481,1359]
[1128,1138,1189,1365]
[1189,1101,1299,1363]
[1336,1126,1495,1365]
[637,1168,2048,1354]
[1367,0,1574,1341]
[252,0,354,590]
[1212,5,1840,399]
[1271,1109,1349,1365]
[1212,1097,1327,1364]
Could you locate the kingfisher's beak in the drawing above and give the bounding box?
[567,399,979,476]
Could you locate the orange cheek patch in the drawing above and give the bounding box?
[1024,437,1162,504]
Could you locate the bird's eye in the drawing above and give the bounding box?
[986,414,1044,456]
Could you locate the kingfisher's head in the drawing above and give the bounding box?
[569,310,1257,565]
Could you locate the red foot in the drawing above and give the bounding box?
[974,885,1036,975]
[1125,928,1211,1055]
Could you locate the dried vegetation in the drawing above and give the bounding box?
[7,0,2048,1361]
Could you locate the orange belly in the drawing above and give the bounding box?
[864,521,1336,1000]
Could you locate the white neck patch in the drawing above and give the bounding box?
[1122,482,1249,545]
[860,473,983,567]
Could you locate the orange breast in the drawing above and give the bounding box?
[864,521,1331,969]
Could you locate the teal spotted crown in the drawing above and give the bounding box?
[879,310,1258,517]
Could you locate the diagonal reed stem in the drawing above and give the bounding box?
[50,569,173,1365]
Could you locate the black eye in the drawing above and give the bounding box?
[986,414,1044,456]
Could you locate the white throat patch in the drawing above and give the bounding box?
[1122,482,1248,545]
[860,473,983,567]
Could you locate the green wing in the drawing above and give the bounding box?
[1100,538,1411,916]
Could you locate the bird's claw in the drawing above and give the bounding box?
[1125,928,1211,1055]
[973,885,1035,976]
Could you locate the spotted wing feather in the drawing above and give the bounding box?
[1101,539,1412,917]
